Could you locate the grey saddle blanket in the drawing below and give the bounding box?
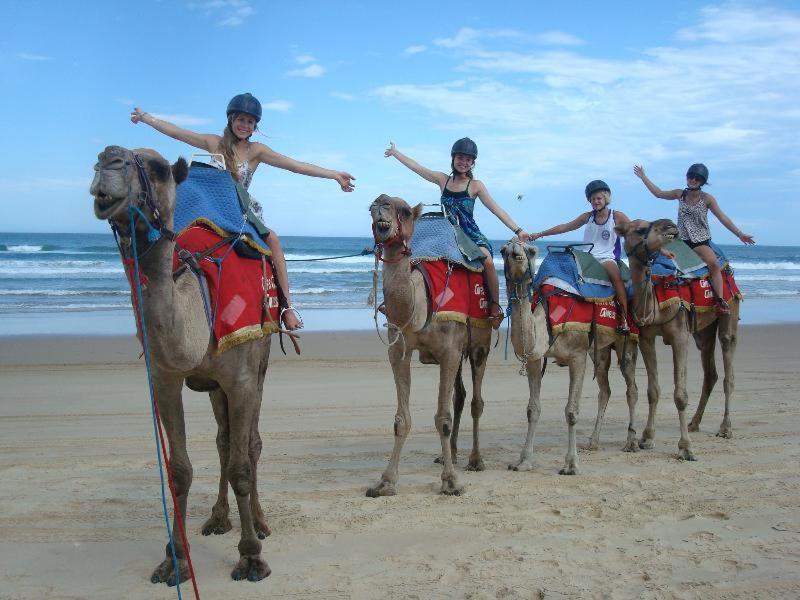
[174,163,270,253]
[409,212,485,272]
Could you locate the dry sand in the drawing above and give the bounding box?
[1,325,799,599]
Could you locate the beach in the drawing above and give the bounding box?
[1,324,799,599]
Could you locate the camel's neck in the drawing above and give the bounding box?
[381,250,426,331]
[508,280,535,354]
[628,258,675,327]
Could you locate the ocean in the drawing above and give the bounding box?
[1,231,799,335]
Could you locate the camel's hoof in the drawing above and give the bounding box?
[638,438,655,450]
[508,460,535,472]
[558,466,578,476]
[231,555,271,582]
[440,478,464,496]
[688,421,700,433]
[716,424,732,439]
[579,440,599,451]
[678,449,697,462]
[466,458,485,472]
[201,515,232,536]
[151,557,188,586]
[622,440,640,453]
[366,481,396,498]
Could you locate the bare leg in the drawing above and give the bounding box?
[689,323,718,433]
[367,343,412,497]
[266,232,302,330]
[508,356,543,471]
[481,247,503,328]
[693,245,725,300]
[601,260,629,330]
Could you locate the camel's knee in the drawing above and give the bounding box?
[393,413,410,438]
[470,397,484,419]
[215,428,230,452]
[527,404,541,423]
[719,333,736,352]
[564,409,578,426]
[435,412,453,438]
[171,462,193,498]
[227,461,253,497]
[647,385,660,405]
[249,432,263,460]
[674,395,689,412]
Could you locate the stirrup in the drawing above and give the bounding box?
[617,322,631,336]
[280,305,304,331]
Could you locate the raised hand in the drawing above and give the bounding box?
[384,141,396,158]
[130,107,147,124]
[633,164,646,180]
[336,172,356,192]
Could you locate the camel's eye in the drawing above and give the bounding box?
[636,227,648,235]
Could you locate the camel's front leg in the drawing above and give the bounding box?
[225,382,271,582]
[436,353,465,495]
[582,346,612,451]
[202,388,233,537]
[149,374,193,587]
[508,356,543,471]
[466,341,490,471]
[560,353,587,475]
[619,340,640,452]
[440,361,466,465]
[716,318,737,438]
[366,344,412,497]
[638,334,660,450]
[670,329,696,461]
[689,323,718,433]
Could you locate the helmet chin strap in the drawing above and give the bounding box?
[686,185,702,192]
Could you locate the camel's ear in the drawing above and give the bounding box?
[614,223,630,237]
[412,203,423,221]
[172,158,189,185]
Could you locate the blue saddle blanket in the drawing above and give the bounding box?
[409,212,484,272]
[534,248,632,301]
[174,164,270,254]
[651,239,729,278]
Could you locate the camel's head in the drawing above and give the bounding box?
[369,194,423,246]
[615,218,678,261]
[500,238,538,284]
[90,145,188,231]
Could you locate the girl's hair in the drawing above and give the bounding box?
[451,157,474,180]
[588,190,612,206]
[217,112,257,182]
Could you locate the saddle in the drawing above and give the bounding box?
[533,246,632,302]
[409,212,485,272]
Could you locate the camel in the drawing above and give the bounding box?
[501,239,639,475]
[366,194,492,496]
[91,146,272,583]
[617,218,740,449]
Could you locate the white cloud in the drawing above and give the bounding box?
[17,52,53,61]
[404,45,427,55]
[150,113,213,126]
[434,27,482,49]
[188,0,254,27]
[263,100,292,112]
[533,31,585,46]
[287,64,326,78]
[330,91,357,101]
[294,54,316,64]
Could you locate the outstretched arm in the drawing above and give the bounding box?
[633,165,682,200]
[706,194,755,245]
[384,142,448,188]
[254,144,355,192]
[130,107,218,152]
[531,212,591,240]
[473,181,532,241]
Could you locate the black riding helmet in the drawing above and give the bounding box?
[686,163,709,184]
[227,93,262,123]
[451,137,478,159]
[585,179,611,199]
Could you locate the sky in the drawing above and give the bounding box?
[1,0,799,244]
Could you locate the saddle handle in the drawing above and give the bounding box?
[546,243,594,254]
[189,153,227,170]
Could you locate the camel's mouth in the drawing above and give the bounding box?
[374,219,392,236]
[94,193,126,220]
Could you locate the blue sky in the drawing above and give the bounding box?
[1,1,798,244]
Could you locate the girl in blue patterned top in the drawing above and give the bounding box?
[131,93,355,330]
[385,138,531,328]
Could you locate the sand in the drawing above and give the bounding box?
[1,324,799,599]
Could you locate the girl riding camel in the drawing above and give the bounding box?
[131,93,356,330]
[633,163,755,315]
[384,138,531,328]
[530,180,643,334]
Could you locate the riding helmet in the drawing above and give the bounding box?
[226,93,262,123]
[451,137,478,159]
[585,179,611,199]
[686,163,709,184]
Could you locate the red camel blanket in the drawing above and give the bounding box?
[416,260,490,327]
[123,225,279,354]
[653,270,742,313]
[533,284,640,340]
